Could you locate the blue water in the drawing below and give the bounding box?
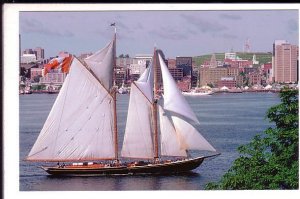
[19,92,280,191]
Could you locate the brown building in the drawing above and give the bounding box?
[273,41,298,83]
[218,78,237,88]
[199,67,228,87]
[227,67,240,77]
[168,67,183,81]
[248,72,262,85]
[30,68,43,82]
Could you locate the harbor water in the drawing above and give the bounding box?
[19,92,280,191]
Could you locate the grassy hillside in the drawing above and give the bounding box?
[193,52,272,66]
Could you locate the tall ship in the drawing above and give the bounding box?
[26,28,219,176]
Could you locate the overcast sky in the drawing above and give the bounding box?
[19,10,298,59]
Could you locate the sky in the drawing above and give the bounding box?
[19,9,299,59]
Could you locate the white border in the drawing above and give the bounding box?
[3,3,300,199]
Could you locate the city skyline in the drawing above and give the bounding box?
[20,9,298,59]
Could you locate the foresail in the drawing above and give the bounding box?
[121,83,154,158]
[158,53,216,153]
[158,54,199,123]
[27,58,115,161]
[84,37,115,90]
[158,101,187,157]
[171,116,216,152]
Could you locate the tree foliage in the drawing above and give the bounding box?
[206,88,298,190]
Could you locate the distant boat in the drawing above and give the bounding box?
[26,30,219,176]
[182,89,213,96]
[118,82,129,94]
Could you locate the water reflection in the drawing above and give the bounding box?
[26,172,202,191]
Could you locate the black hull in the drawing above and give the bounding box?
[41,157,205,176]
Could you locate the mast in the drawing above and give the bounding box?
[152,48,159,160]
[112,24,118,161]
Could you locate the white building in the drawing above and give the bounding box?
[129,54,152,75]
[21,54,37,64]
[40,69,66,85]
[224,52,237,60]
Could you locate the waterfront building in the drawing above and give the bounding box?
[177,77,191,91]
[217,77,237,88]
[199,67,228,87]
[116,57,133,68]
[40,69,66,85]
[176,56,192,77]
[273,40,298,83]
[129,54,152,78]
[30,68,43,82]
[168,67,183,81]
[247,72,262,86]
[261,62,273,83]
[21,54,37,64]
[115,66,128,87]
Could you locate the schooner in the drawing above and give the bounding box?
[26,28,219,176]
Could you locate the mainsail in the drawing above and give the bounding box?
[158,54,216,154]
[27,38,116,162]
[121,64,155,158]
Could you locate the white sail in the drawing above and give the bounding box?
[158,101,187,157]
[171,116,216,151]
[121,66,154,158]
[135,62,154,102]
[27,58,115,161]
[84,36,115,90]
[158,54,199,123]
[158,53,216,152]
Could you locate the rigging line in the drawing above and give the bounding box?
[76,56,114,98]
[132,82,153,104]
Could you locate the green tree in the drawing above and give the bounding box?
[206,88,298,190]
[31,84,46,91]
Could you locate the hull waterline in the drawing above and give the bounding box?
[41,157,205,176]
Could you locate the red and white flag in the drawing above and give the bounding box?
[43,55,73,76]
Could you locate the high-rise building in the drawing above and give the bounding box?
[176,56,192,77]
[23,48,34,55]
[34,47,45,60]
[273,40,298,83]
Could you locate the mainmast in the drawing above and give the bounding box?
[112,24,118,161]
[152,48,159,160]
